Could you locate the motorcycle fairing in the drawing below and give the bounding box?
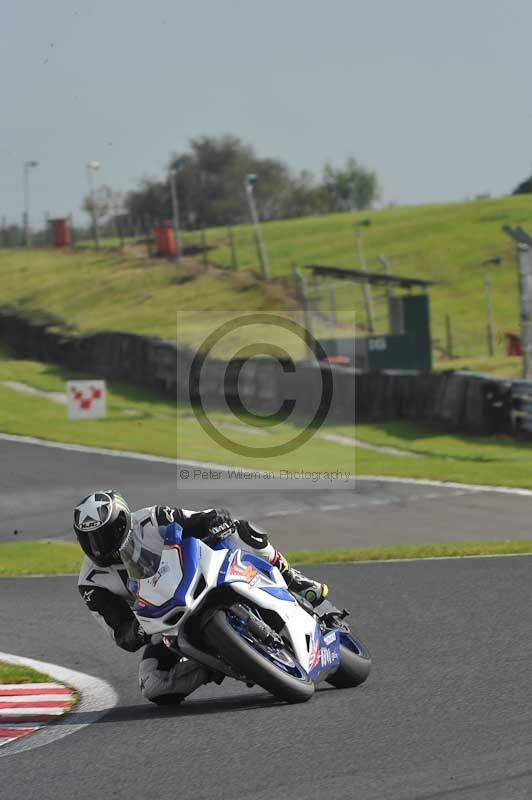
[217,549,293,603]
[307,628,341,680]
[131,523,340,681]
[130,524,201,618]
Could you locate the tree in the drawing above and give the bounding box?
[322,158,380,212]
[278,170,327,218]
[123,136,381,228]
[513,173,532,195]
[168,135,293,226]
[124,178,170,227]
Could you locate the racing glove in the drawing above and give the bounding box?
[203,508,237,542]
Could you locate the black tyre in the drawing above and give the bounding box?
[203,608,315,704]
[326,635,372,689]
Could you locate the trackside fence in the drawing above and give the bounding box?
[0,305,529,437]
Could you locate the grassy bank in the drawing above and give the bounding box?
[1,195,532,366]
[2,539,532,578]
[193,196,532,362]
[0,247,290,343]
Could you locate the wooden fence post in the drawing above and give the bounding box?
[201,227,208,267]
[228,226,238,270]
[293,264,315,358]
[445,315,453,359]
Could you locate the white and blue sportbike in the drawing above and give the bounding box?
[129,522,371,704]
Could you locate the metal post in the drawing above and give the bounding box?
[201,227,208,267]
[378,253,393,304]
[86,161,100,248]
[516,244,532,379]
[501,226,532,379]
[170,168,181,264]
[115,211,124,248]
[23,166,29,246]
[23,160,38,247]
[326,277,337,332]
[483,267,495,357]
[144,215,153,257]
[480,255,501,358]
[310,271,321,335]
[378,253,394,333]
[245,175,270,282]
[354,226,375,334]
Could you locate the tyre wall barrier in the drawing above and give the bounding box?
[0,307,519,436]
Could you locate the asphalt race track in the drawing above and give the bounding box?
[4,557,532,800]
[4,436,532,798]
[3,436,532,548]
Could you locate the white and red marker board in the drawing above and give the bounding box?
[67,380,106,420]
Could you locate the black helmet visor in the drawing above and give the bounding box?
[76,511,128,566]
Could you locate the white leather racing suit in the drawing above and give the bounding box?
[78,505,281,704]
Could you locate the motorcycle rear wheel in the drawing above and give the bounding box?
[203,608,315,704]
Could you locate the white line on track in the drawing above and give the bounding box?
[0,652,117,758]
[3,431,532,498]
[323,551,532,566]
[354,474,532,497]
[0,432,177,465]
[3,432,532,570]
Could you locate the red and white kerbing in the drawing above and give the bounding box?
[0,683,75,747]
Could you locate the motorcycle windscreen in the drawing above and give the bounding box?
[119,524,163,579]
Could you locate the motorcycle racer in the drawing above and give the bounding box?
[74,489,328,705]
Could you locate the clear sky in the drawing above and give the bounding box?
[2,0,532,228]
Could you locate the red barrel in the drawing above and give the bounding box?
[153,222,176,257]
[506,332,522,357]
[50,218,70,248]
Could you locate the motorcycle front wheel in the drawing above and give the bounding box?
[326,631,372,689]
[202,607,315,704]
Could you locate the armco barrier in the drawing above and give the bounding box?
[508,380,532,433]
[0,307,518,436]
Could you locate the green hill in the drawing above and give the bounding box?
[2,195,532,372]
[0,248,289,340]
[204,195,532,368]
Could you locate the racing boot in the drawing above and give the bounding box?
[275,553,329,607]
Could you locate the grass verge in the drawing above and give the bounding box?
[0,661,52,684]
[289,539,532,564]
[5,352,532,487]
[2,539,532,578]
[0,541,81,576]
